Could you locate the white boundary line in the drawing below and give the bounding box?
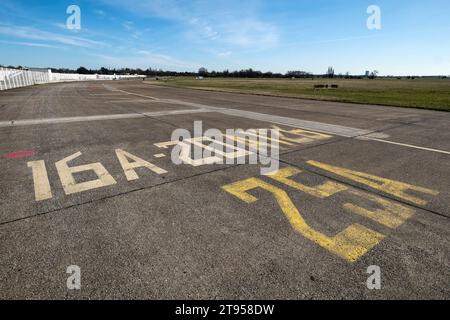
[0,109,211,128]
[366,138,450,155]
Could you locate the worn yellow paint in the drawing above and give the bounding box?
[191,137,249,159]
[154,153,166,158]
[225,131,294,148]
[175,136,252,166]
[266,167,348,198]
[272,126,332,143]
[155,126,331,156]
[344,190,415,229]
[223,178,385,262]
[55,151,117,195]
[307,160,439,206]
[177,138,224,166]
[27,160,53,201]
[115,149,167,181]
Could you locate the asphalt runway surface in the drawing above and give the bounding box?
[0,80,449,299]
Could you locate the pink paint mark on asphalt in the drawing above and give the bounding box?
[2,150,35,159]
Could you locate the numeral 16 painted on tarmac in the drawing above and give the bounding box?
[27,150,167,201]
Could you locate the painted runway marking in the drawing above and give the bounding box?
[154,126,332,159]
[154,153,166,158]
[223,177,385,262]
[109,87,160,101]
[307,160,440,206]
[106,99,157,103]
[24,127,325,201]
[55,152,117,195]
[89,93,126,96]
[27,160,52,201]
[28,149,168,200]
[115,149,167,181]
[223,163,439,262]
[365,138,450,155]
[0,109,211,127]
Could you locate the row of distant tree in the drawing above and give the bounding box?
[1,65,447,79]
[60,67,375,79]
[0,65,371,78]
[61,67,315,78]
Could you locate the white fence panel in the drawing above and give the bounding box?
[0,67,144,91]
[0,67,5,90]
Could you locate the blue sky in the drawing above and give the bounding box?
[0,0,449,75]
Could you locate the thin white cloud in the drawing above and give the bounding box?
[92,50,199,70]
[100,0,279,50]
[121,21,143,39]
[221,19,279,49]
[122,21,134,31]
[0,24,106,48]
[0,39,60,48]
[311,35,378,44]
[280,35,381,51]
[52,22,68,30]
[218,51,233,57]
[0,0,22,16]
[95,10,106,16]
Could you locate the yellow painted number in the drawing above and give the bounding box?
[308,160,439,206]
[272,125,331,144]
[267,167,348,198]
[344,190,415,229]
[223,178,385,262]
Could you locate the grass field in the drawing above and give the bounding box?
[147,78,450,111]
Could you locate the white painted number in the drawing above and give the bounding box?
[28,150,169,200]
[28,160,53,201]
[115,149,167,181]
[55,152,117,195]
